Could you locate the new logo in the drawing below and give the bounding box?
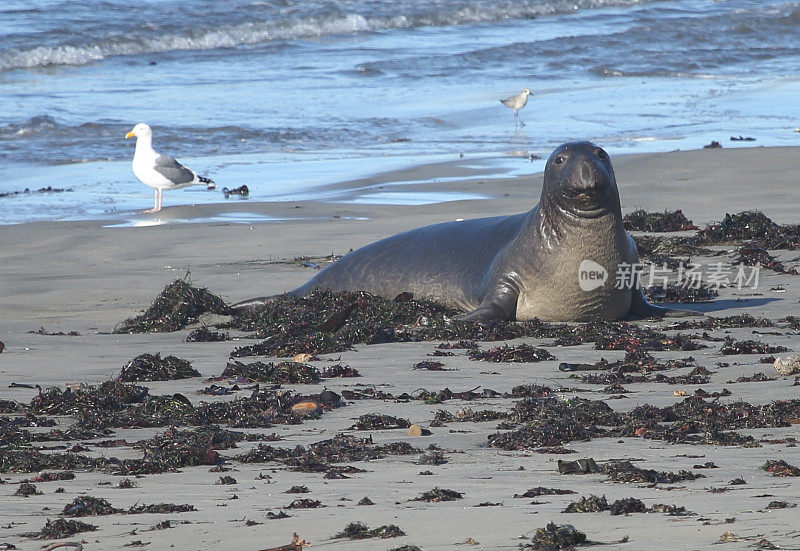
[578,259,608,292]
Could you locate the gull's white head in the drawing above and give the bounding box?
[521,88,532,96]
[125,123,152,139]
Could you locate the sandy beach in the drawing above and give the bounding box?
[2,145,800,550]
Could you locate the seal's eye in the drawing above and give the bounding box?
[553,155,566,166]
[595,149,608,161]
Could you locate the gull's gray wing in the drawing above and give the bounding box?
[154,155,196,185]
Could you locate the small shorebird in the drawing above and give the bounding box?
[500,88,532,126]
[125,123,215,213]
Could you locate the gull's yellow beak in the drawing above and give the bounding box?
[125,131,135,139]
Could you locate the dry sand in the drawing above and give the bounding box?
[1,145,799,550]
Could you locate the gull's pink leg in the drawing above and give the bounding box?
[143,189,162,214]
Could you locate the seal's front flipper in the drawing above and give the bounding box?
[455,282,519,322]
[627,287,702,319]
[232,296,272,313]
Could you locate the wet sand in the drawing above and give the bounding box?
[1,145,800,550]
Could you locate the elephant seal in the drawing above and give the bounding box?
[237,141,693,321]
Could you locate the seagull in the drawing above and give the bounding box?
[500,88,532,126]
[125,123,215,213]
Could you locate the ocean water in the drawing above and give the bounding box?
[1,0,800,225]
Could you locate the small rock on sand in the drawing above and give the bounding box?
[774,355,800,376]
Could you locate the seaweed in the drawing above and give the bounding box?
[609,497,646,515]
[26,471,75,483]
[119,353,200,382]
[468,344,555,363]
[114,426,230,475]
[735,246,798,275]
[31,518,97,539]
[231,290,565,356]
[0,448,106,474]
[645,283,718,303]
[696,211,800,249]
[649,503,691,515]
[438,340,479,349]
[417,450,447,465]
[666,314,775,330]
[514,487,576,498]
[319,364,360,378]
[623,209,697,232]
[334,522,405,540]
[13,482,41,496]
[719,337,789,355]
[115,279,233,333]
[489,398,616,450]
[286,498,323,509]
[186,326,228,342]
[761,459,800,477]
[29,380,149,416]
[602,460,703,484]
[286,485,309,494]
[526,522,587,550]
[351,414,411,430]
[510,384,554,397]
[62,496,120,516]
[220,360,321,384]
[412,360,449,371]
[431,408,510,425]
[412,487,464,502]
[237,434,417,471]
[562,495,608,513]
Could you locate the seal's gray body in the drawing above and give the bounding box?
[238,141,683,321]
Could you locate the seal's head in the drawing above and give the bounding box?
[541,141,621,218]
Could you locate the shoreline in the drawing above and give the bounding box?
[2,145,800,550]
[3,141,800,227]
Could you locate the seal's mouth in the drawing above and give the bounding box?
[564,187,612,216]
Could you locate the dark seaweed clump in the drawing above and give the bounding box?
[232,289,458,356]
[602,460,703,484]
[719,337,789,355]
[31,518,97,539]
[514,487,576,498]
[116,426,231,475]
[62,496,120,516]
[220,359,321,384]
[489,394,800,450]
[562,494,609,513]
[665,314,774,331]
[236,434,417,473]
[412,487,463,502]
[351,413,411,430]
[0,400,18,413]
[624,209,697,232]
[186,326,228,342]
[526,522,587,550]
[334,522,405,539]
[735,246,798,275]
[762,460,800,477]
[14,482,41,496]
[115,279,233,333]
[488,397,618,449]
[231,290,565,357]
[468,344,555,363]
[696,211,800,249]
[119,353,201,382]
[26,378,326,432]
[645,283,718,303]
